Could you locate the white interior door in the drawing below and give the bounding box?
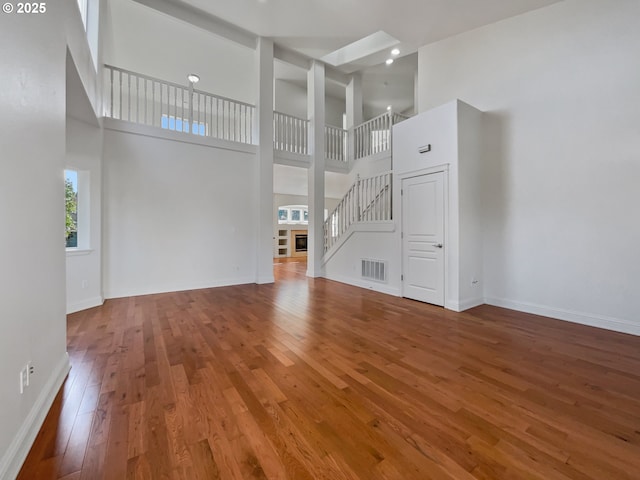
[402,172,445,305]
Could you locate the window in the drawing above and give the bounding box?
[277,205,328,225]
[65,170,78,248]
[65,169,90,251]
[277,205,308,225]
[161,114,207,136]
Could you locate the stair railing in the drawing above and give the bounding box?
[323,171,392,253]
[353,111,410,161]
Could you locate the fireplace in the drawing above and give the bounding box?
[295,233,307,252]
[290,230,308,257]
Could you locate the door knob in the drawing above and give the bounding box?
[434,243,443,248]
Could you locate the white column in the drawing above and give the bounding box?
[346,73,363,163]
[255,37,275,284]
[307,61,326,277]
[346,73,363,129]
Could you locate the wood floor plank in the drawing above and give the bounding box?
[17,260,640,479]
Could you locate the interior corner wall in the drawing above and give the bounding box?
[418,0,640,334]
[66,117,104,313]
[104,0,256,104]
[102,129,258,298]
[0,3,72,478]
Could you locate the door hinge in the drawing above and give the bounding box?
[401,189,403,196]
[401,274,404,281]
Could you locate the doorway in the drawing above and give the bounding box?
[401,171,445,306]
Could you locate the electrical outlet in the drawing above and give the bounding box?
[28,363,34,386]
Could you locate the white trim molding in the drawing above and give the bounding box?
[485,297,640,337]
[104,276,257,300]
[447,297,485,312]
[323,272,401,297]
[67,295,104,314]
[0,353,71,480]
[103,118,258,155]
[322,221,395,264]
[65,248,94,257]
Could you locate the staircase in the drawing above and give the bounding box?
[323,171,392,253]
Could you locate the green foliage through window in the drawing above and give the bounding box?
[65,171,78,247]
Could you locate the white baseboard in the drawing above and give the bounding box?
[446,297,484,312]
[485,297,640,336]
[104,276,257,299]
[256,275,275,284]
[0,352,71,480]
[67,295,104,314]
[324,272,401,297]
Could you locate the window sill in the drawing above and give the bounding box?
[66,248,94,257]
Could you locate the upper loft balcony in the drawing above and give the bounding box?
[103,65,410,172]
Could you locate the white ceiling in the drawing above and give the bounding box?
[179,0,561,67]
[170,0,561,116]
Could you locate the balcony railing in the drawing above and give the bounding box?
[103,66,410,160]
[325,125,348,163]
[323,171,392,253]
[274,111,309,155]
[104,65,256,145]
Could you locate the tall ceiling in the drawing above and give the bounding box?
[150,0,562,114]
[179,0,561,65]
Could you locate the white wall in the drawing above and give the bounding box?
[66,117,103,314]
[418,0,640,334]
[275,79,345,127]
[103,128,259,298]
[0,2,95,477]
[104,0,256,104]
[323,230,400,296]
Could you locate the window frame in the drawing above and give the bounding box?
[65,168,91,253]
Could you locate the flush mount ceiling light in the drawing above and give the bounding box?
[391,48,400,56]
[386,105,392,111]
[187,73,200,84]
[385,58,394,66]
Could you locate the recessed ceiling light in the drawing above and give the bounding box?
[391,48,400,56]
[385,58,394,66]
[187,73,200,84]
[386,105,392,111]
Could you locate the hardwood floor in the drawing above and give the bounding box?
[18,261,640,479]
